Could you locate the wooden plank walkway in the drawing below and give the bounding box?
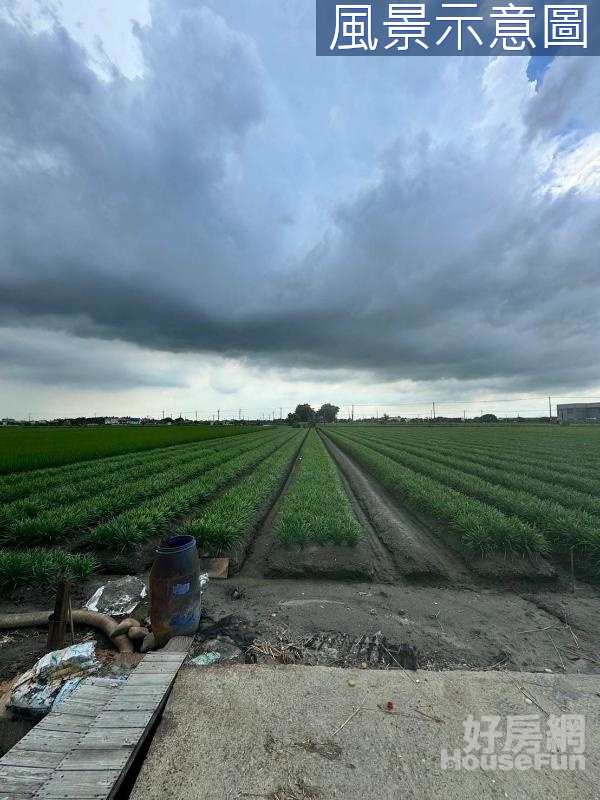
[0,637,192,800]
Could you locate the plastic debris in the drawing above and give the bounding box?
[8,642,99,719]
[198,637,242,662]
[347,679,357,687]
[198,557,229,579]
[84,576,147,618]
[51,678,83,711]
[191,652,221,666]
[199,573,209,589]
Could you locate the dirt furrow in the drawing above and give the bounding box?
[240,437,307,577]
[319,430,471,584]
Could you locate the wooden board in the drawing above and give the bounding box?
[0,637,193,800]
[0,639,192,800]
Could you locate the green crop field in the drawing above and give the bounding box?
[0,427,297,590]
[274,430,361,546]
[0,424,256,474]
[324,424,600,569]
[2,420,599,592]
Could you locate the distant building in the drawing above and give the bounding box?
[1,418,16,426]
[557,403,600,423]
[129,418,141,425]
[105,417,119,425]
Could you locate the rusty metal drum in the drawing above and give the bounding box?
[149,535,201,645]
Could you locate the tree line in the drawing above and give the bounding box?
[286,403,339,425]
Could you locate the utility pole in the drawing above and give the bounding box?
[548,396,552,419]
[432,402,436,420]
[351,404,355,422]
[279,407,282,421]
[463,410,466,422]
[217,409,220,422]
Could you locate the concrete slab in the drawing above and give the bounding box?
[131,665,599,800]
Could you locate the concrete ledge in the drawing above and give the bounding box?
[130,665,599,799]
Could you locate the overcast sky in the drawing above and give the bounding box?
[1,0,599,420]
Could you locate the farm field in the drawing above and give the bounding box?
[0,424,255,474]
[274,430,361,547]
[324,424,600,572]
[2,422,600,592]
[0,427,301,590]
[2,422,600,678]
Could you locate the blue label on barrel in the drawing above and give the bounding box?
[170,610,200,630]
[172,582,190,596]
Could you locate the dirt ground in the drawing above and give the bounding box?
[199,575,600,673]
[1,570,599,689]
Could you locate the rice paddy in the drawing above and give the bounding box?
[0,424,255,474]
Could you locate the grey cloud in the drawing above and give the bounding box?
[525,57,599,135]
[0,329,187,389]
[0,3,599,394]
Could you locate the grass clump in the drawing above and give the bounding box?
[0,549,98,592]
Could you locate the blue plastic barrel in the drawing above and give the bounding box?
[149,535,201,645]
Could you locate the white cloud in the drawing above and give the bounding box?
[550,132,600,196]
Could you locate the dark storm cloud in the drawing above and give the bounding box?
[0,3,599,392]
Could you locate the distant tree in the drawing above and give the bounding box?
[479,413,498,423]
[381,413,390,424]
[317,404,340,423]
[286,412,298,425]
[294,404,315,423]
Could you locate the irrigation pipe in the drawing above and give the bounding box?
[0,609,135,653]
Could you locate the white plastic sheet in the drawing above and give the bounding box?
[8,642,99,719]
